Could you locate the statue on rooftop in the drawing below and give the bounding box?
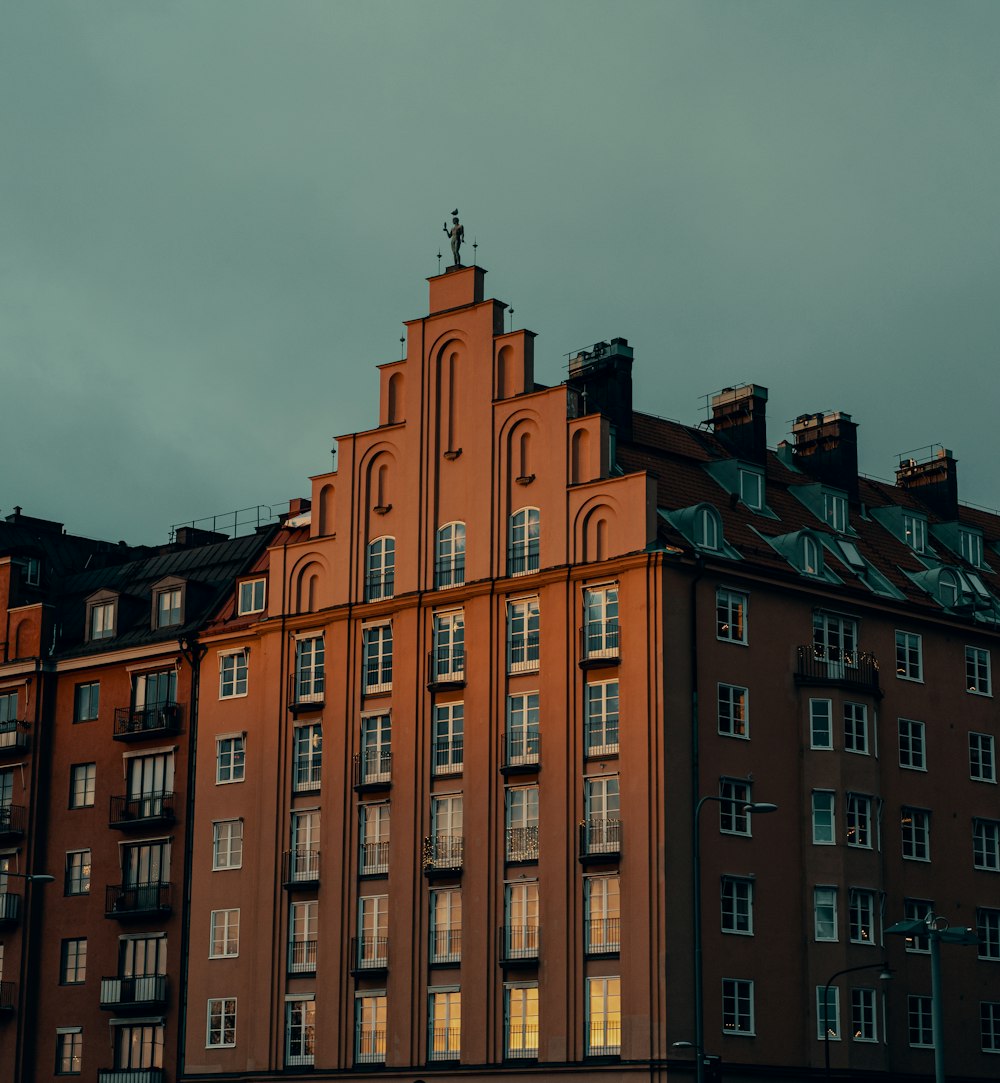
[443,210,464,266]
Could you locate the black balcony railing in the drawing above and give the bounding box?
[112,703,182,740]
[507,549,540,577]
[288,670,325,711]
[97,1071,166,1083]
[0,892,22,928]
[105,882,172,919]
[430,928,462,965]
[0,981,14,1012]
[353,750,392,791]
[587,1020,622,1056]
[282,849,320,887]
[109,792,176,829]
[499,924,540,963]
[427,646,466,688]
[508,633,540,673]
[0,804,27,838]
[434,558,465,589]
[351,935,389,973]
[431,738,463,777]
[428,1024,462,1061]
[355,1028,387,1064]
[585,916,621,955]
[287,939,317,974]
[505,1023,539,1059]
[500,730,540,773]
[99,975,168,1011]
[359,840,389,877]
[0,718,29,755]
[794,645,881,695]
[422,835,464,876]
[364,571,394,602]
[580,622,621,665]
[579,818,621,862]
[505,826,539,864]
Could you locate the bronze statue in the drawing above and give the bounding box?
[443,210,464,266]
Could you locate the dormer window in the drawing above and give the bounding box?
[938,569,960,609]
[157,588,183,628]
[238,578,266,616]
[903,513,927,554]
[25,557,40,586]
[823,493,848,534]
[695,507,720,551]
[739,469,763,511]
[802,534,823,576]
[89,600,116,641]
[959,529,984,568]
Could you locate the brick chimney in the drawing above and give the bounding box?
[790,411,860,501]
[895,448,958,520]
[566,338,634,442]
[709,384,768,465]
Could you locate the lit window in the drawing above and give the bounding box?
[504,881,539,958]
[812,792,835,845]
[505,983,538,1058]
[718,684,748,739]
[210,909,240,958]
[582,777,620,855]
[218,651,248,699]
[359,803,389,876]
[846,793,872,849]
[901,808,930,862]
[584,585,620,658]
[73,683,99,723]
[960,529,984,567]
[112,1022,164,1072]
[430,887,462,964]
[69,763,96,809]
[156,588,183,628]
[294,722,323,792]
[585,875,621,954]
[432,703,464,776]
[902,513,927,554]
[852,987,877,1042]
[60,939,87,984]
[739,469,763,510]
[970,732,997,783]
[362,624,393,694]
[357,894,388,969]
[586,976,621,1055]
[895,631,923,681]
[505,786,539,863]
[585,681,619,757]
[429,989,461,1061]
[802,534,822,576]
[508,508,540,576]
[722,978,754,1035]
[237,578,266,615]
[809,699,833,750]
[505,693,540,770]
[216,736,246,784]
[904,899,932,952]
[716,589,748,644]
[294,636,325,704]
[719,778,752,836]
[90,601,115,641]
[427,795,464,870]
[843,702,868,754]
[908,995,933,1047]
[982,1002,1000,1054]
[431,611,465,682]
[966,646,992,696]
[213,820,244,870]
[365,536,396,601]
[898,718,926,771]
[823,492,848,533]
[288,899,317,974]
[357,714,389,786]
[65,850,91,896]
[977,907,1000,961]
[435,522,466,588]
[206,997,237,1048]
[55,1029,83,1075]
[814,886,838,941]
[973,819,1000,871]
[507,599,540,673]
[289,810,320,881]
[285,997,315,1067]
[721,876,754,935]
[817,985,840,1041]
[355,993,387,1064]
[849,889,877,945]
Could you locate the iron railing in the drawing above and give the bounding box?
[422,836,464,875]
[429,928,462,965]
[795,645,881,694]
[585,916,621,954]
[500,730,540,772]
[428,1025,461,1060]
[505,1023,539,1059]
[112,703,182,740]
[97,1070,166,1083]
[499,924,540,962]
[287,939,317,974]
[104,882,172,919]
[351,935,389,973]
[282,849,320,887]
[353,750,392,789]
[427,646,466,687]
[580,621,620,663]
[99,975,168,1010]
[359,840,389,877]
[0,804,27,838]
[0,892,22,927]
[505,826,539,863]
[109,792,176,828]
[0,718,29,754]
[579,818,622,860]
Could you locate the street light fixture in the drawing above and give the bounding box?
[821,961,891,1078]
[4,871,55,884]
[693,796,777,1083]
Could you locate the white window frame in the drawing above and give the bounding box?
[817,985,841,1041]
[809,699,833,750]
[428,988,462,1061]
[362,623,393,694]
[739,468,763,510]
[585,680,619,757]
[902,513,928,554]
[74,681,100,722]
[977,907,1000,962]
[432,703,464,776]
[722,977,755,1036]
[823,491,848,533]
[355,992,387,1064]
[431,611,465,682]
[717,683,748,739]
[508,508,540,576]
[430,887,462,964]
[69,763,96,809]
[973,818,1000,871]
[908,994,934,1048]
[695,506,720,551]
[504,982,539,1058]
[365,536,396,601]
[216,735,246,785]
[586,975,621,1055]
[218,650,249,700]
[212,819,244,871]
[584,584,620,659]
[505,785,539,863]
[65,849,91,895]
[851,987,878,1042]
[156,587,183,629]
[56,1028,83,1075]
[959,528,984,567]
[358,713,389,786]
[843,702,868,755]
[435,522,466,589]
[898,718,926,771]
[507,598,540,673]
[901,808,930,862]
[895,630,923,682]
[285,996,315,1067]
[505,692,540,769]
[721,876,754,935]
[237,578,266,615]
[904,899,933,953]
[849,888,877,946]
[719,777,752,836]
[90,600,116,641]
[294,635,325,703]
[716,588,748,644]
[812,792,835,845]
[966,646,992,696]
[584,874,621,954]
[289,899,318,974]
[293,722,323,792]
[845,793,873,849]
[981,1002,1000,1053]
[359,802,389,876]
[60,937,87,984]
[206,996,237,1048]
[814,886,838,942]
[209,909,240,958]
[970,732,997,784]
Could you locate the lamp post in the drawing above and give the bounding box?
[4,871,55,884]
[693,796,777,1083]
[886,913,979,1083]
[821,961,891,1078]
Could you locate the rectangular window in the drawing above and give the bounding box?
[219,651,248,699]
[90,601,115,641]
[56,1030,83,1075]
[812,792,835,845]
[505,692,540,769]
[365,536,395,601]
[982,1002,1000,1053]
[904,898,932,952]
[584,585,620,658]
[357,895,388,968]
[429,794,464,868]
[852,987,877,1042]
[237,578,266,615]
[431,611,465,682]
[362,624,393,694]
[973,819,1000,871]
[112,1022,164,1070]
[504,881,539,959]
[843,703,868,754]
[722,978,754,1035]
[430,887,462,964]
[289,810,320,881]
[908,995,934,1047]
[0,692,17,724]
[809,699,833,750]
[587,976,621,1055]
[69,763,96,809]
[902,808,930,862]
[976,907,1000,962]
[970,732,997,783]
[60,938,87,984]
[719,777,751,836]
[65,850,91,896]
[357,713,389,786]
[359,803,389,876]
[960,528,984,567]
[716,588,748,644]
[967,646,992,696]
[207,997,237,1048]
[73,682,99,723]
[505,982,539,1058]
[817,985,840,1041]
[898,718,926,770]
[216,736,246,784]
[718,683,749,739]
[585,874,621,954]
[721,876,754,935]
[846,793,872,849]
[505,785,539,863]
[355,993,387,1064]
[583,776,620,854]
[294,722,323,791]
[294,636,325,703]
[213,820,244,870]
[210,909,240,958]
[585,680,619,757]
[429,989,461,1061]
[157,588,182,628]
[895,630,923,681]
[432,703,464,776]
[739,468,763,510]
[288,899,318,974]
[902,513,927,554]
[814,886,838,941]
[285,997,315,1067]
[507,599,540,673]
[849,889,877,945]
[824,492,848,533]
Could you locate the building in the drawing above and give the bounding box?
[3,261,1000,1082]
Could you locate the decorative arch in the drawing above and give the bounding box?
[12,620,26,660]
[387,371,404,424]
[496,344,512,399]
[576,501,618,564]
[288,552,330,615]
[318,483,335,537]
[571,427,591,484]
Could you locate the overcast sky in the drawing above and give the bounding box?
[4,1,999,545]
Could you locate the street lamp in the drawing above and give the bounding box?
[821,961,891,1078]
[886,913,979,1083]
[693,796,777,1083]
[4,871,55,884]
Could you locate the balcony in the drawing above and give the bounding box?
[505,1023,539,1060]
[508,635,540,674]
[287,939,317,975]
[585,916,621,955]
[428,1025,461,1062]
[579,622,621,667]
[429,928,461,966]
[0,892,22,928]
[794,645,881,696]
[105,882,172,920]
[431,738,463,778]
[364,571,394,602]
[353,750,392,792]
[0,981,14,1013]
[99,975,168,1012]
[434,558,465,589]
[350,935,388,976]
[288,672,324,714]
[427,647,466,691]
[0,804,26,841]
[0,719,29,756]
[109,792,176,831]
[355,1029,387,1065]
[113,703,182,741]
[507,550,540,577]
[422,835,464,877]
[579,818,621,863]
[97,1071,166,1083]
[505,826,539,864]
[359,840,389,877]
[499,924,540,965]
[282,849,320,888]
[500,731,540,775]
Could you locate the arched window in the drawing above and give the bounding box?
[938,569,960,608]
[694,507,720,551]
[366,537,396,602]
[435,523,466,588]
[508,508,540,576]
[802,534,822,576]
